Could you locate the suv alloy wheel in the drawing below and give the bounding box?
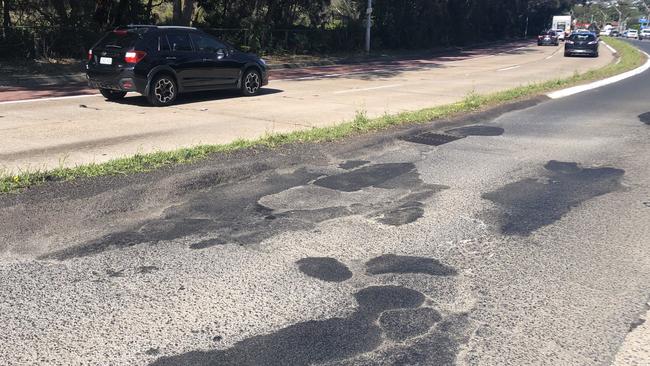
[149,74,178,106]
[241,69,261,96]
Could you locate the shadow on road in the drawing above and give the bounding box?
[112,88,284,107]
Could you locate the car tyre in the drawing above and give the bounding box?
[241,69,262,96]
[100,89,127,101]
[148,74,178,107]
[564,52,571,57]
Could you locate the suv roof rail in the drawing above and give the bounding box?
[157,26,198,30]
[121,25,198,30]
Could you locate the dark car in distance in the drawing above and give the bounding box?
[564,33,599,57]
[86,25,269,106]
[538,30,559,46]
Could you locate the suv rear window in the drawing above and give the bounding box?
[97,31,141,50]
[569,34,596,41]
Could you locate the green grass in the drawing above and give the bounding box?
[1,38,645,194]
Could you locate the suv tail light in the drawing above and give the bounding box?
[88,49,93,61]
[125,50,147,64]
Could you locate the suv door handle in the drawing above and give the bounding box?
[202,58,212,62]
[166,56,177,60]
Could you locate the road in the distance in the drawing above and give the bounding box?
[0,41,648,365]
[0,41,614,172]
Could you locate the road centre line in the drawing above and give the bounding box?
[333,84,404,94]
[497,65,521,71]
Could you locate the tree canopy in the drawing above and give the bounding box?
[1,0,579,58]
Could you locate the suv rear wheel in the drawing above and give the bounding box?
[241,69,261,96]
[149,74,178,106]
[100,89,127,101]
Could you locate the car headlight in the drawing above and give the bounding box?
[259,58,267,66]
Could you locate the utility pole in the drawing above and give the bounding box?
[365,0,372,53]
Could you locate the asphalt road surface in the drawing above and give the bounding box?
[0,42,649,365]
[0,41,614,172]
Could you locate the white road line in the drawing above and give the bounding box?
[0,93,100,105]
[545,54,555,60]
[497,65,521,72]
[333,84,404,94]
[547,50,650,99]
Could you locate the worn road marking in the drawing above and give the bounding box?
[497,65,521,71]
[334,84,404,94]
[0,93,101,105]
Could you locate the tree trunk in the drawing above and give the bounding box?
[181,0,194,26]
[173,0,194,26]
[173,0,182,24]
[146,0,153,23]
[114,0,129,26]
[2,0,11,38]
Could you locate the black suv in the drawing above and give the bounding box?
[86,25,269,106]
[564,33,599,57]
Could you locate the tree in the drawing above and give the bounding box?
[173,0,194,25]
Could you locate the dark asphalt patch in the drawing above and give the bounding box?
[149,286,419,366]
[375,201,425,226]
[445,125,505,136]
[629,318,646,332]
[379,307,443,341]
[314,163,415,192]
[42,163,443,259]
[296,257,353,282]
[339,160,370,170]
[354,286,425,316]
[41,169,323,259]
[483,160,625,236]
[366,254,458,276]
[639,112,650,125]
[150,256,466,366]
[402,132,464,146]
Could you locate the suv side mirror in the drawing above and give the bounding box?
[216,48,226,59]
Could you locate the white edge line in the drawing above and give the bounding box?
[547,48,650,99]
[0,93,100,105]
[333,84,404,94]
[602,41,618,54]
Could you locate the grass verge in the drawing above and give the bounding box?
[1,37,645,194]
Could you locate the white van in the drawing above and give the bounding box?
[639,29,650,40]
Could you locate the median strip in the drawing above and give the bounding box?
[1,38,645,194]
